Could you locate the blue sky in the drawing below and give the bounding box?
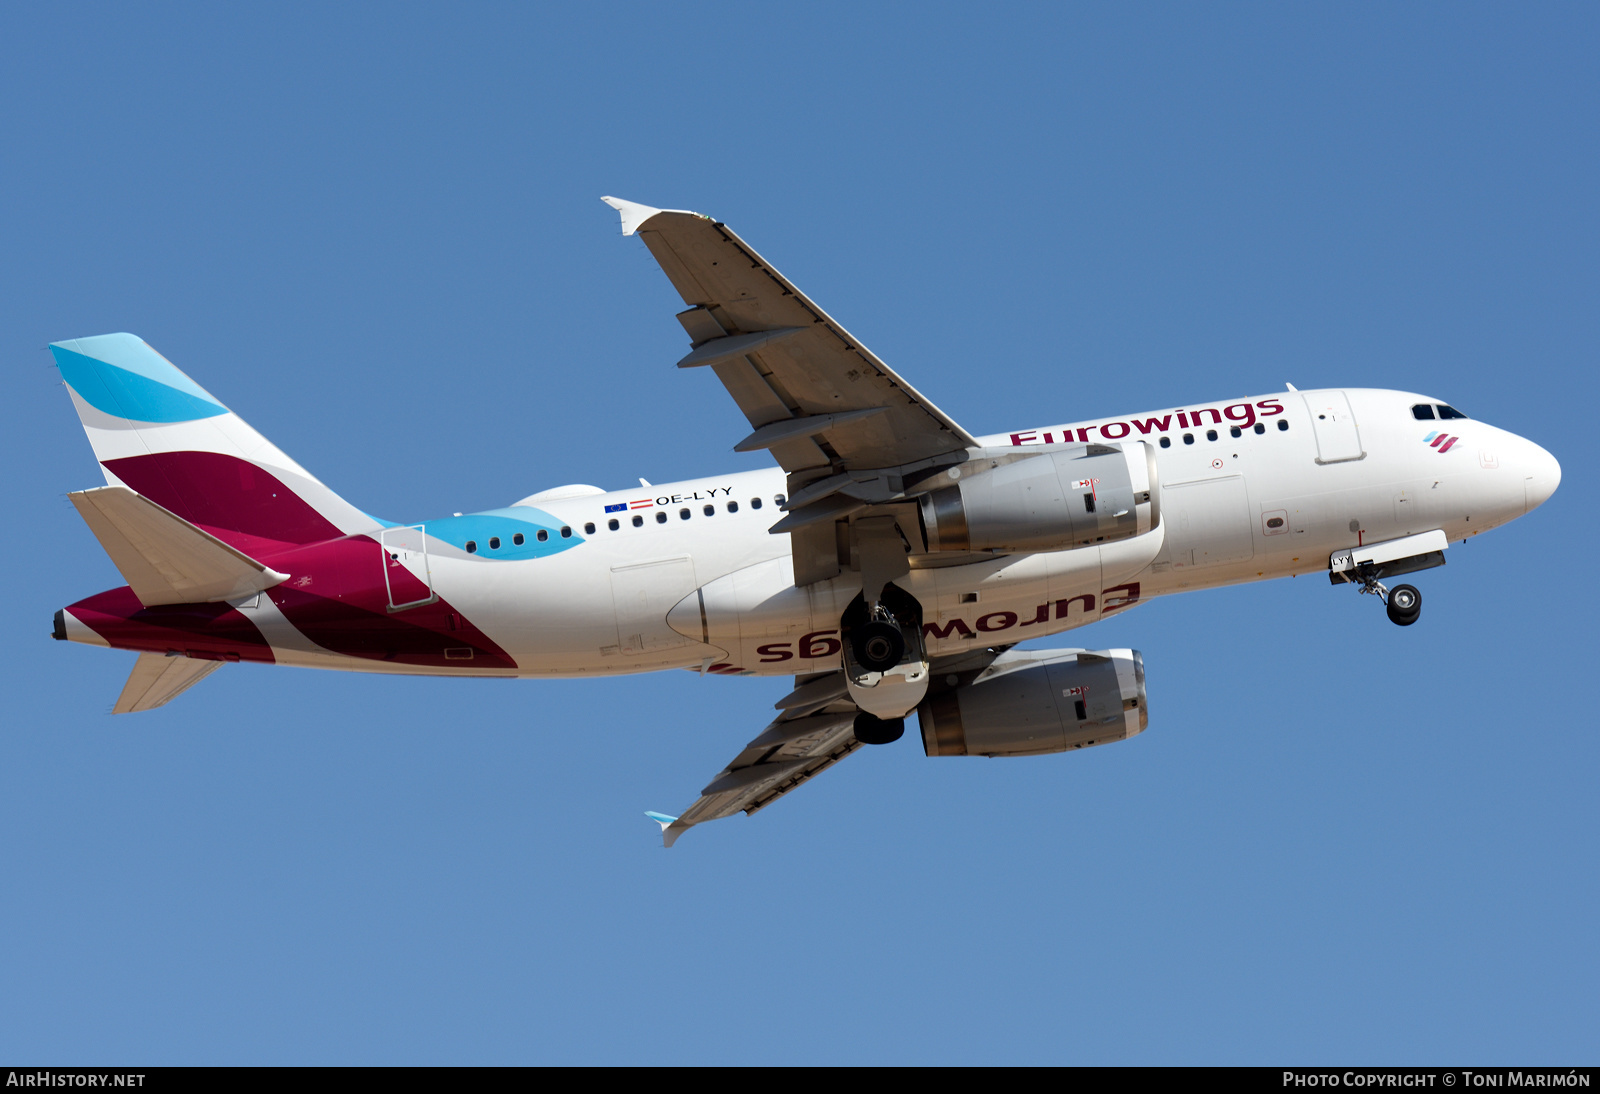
[2,3,1595,1064]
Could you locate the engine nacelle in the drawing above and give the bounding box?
[919,648,1147,757]
[918,442,1158,552]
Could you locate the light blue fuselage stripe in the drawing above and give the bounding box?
[424,508,585,560]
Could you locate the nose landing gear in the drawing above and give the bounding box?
[1327,531,1444,628]
[1385,583,1421,627]
[1349,566,1422,626]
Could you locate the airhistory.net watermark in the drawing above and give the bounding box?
[5,1075,145,1088]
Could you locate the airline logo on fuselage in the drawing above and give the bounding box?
[1007,399,1285,446]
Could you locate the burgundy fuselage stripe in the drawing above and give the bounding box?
[103,452,343,549]
[76,456,517,670]
[69,536,517,669]
[259,536,516,669]
[67,587,276,662]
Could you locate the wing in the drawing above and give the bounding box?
[604,197,979,583]
[653,648,1010,846]
[654,671,862,847]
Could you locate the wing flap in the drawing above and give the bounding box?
[112,652,224,714]
[69,485,289,607]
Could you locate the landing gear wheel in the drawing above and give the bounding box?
[1386,584,1421,626]
[852,620,906,672]
[853,712,905,745]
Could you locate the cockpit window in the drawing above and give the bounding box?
[1412,404,1435,420]
[1437,404,1467,420]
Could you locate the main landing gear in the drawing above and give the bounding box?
[840,583,928,736]
[852,609,907,672]
[853,712,906,745]
[840,515,928,738]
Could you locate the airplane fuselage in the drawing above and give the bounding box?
[59,386,1560,677]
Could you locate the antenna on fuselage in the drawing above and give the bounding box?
[1285,383,1299,391]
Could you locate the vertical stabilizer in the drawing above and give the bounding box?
[51,334,378,552]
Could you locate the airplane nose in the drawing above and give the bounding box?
[1524,442,1561,513]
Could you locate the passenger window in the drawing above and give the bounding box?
[751,498,763,509]
[560,526,572,538]
[607,519,619,531]
[1412,404,1436,420]
[536,530,548,542]
[1183,433,1194,445]
[728,501,739,513]
[703,504,714,516]
[1277,420,1289,431]
[632,514,643,527]
[513,532,525,546]
[465,540,477,554]
[775,494,786,506]
[488,537,501,550]
[1229,426,1242,438]
[655,512,667,524]
[584,523,595,535]
[1254,423,1265,434]
[1437,404,1467,420]
[1159,436,1171,448]
[1206,429,1218,441]
[679,508,690,520]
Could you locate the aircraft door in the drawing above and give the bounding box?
[380,525,437,611]
[611,556,698,655]
[1302,391,1366,464]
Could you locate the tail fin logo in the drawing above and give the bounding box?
[51,335,226,424]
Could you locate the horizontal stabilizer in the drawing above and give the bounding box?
[113,652,224,714]
[69,485,290,607]
[644,811,681,847]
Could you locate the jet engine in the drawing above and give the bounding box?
[919,648,1147,757]
[918,442,1158,553]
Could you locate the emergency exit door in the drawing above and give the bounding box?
[1301,391,1366,464]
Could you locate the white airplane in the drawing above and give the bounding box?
[50,197,1562,845]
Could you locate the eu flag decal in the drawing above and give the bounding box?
[604,503,627,513]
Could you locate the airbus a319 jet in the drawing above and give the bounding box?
[49,197,1561,845]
